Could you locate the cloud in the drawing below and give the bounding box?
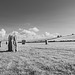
[20,29,36,36]
[0,29,6,37]
[11,31,19,35]
[19,28,23,31]
[18,28,60,40]
[29,27,39,32]
[34,34,45,39]
[18,28,38,40]
[20,29,37,40]
[53,33,60,36]
[45,32,60,38]
[45,32,50,36]
[45,32,54,37]
[19,28,44,40]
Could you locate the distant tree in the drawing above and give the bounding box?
[57,35,62,38]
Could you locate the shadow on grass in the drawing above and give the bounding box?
[0,50,12,53]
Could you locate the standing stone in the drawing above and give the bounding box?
[8,35,13,51]
[6,41,7,45]
[45,40,48,45]
[8,35,17,52]
[0,41,1,47]
[22,40,26,45]
[12,35,17,52]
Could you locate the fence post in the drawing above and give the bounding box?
[8,35,17,52]
[45,40,48,45]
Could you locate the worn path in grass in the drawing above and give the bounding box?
[0,42,75,75]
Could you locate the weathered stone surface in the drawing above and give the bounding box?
[45,40,48,45]
[8,35,17,52]
[0,41,1,47]
[22,40,26,45]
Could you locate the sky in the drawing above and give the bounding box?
[0,0,75,35]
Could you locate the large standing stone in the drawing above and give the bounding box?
[8,35,13,51]
[8,35,17,52]
[12,35,17,52]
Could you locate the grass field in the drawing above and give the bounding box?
[0,42,75,75]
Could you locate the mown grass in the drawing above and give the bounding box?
[1,58,75,75]
[0,42,75,75]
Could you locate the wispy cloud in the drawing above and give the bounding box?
[45,32,60,38]
[11,31,19,35]
[20,29,36,36]
[29,27,39,32]
[19,28,23,31]
[11,28,60,40]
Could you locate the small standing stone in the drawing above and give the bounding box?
[0,41,1,47]
[45,40,48,45]
[6,41,7,44]
[22,40,26,45]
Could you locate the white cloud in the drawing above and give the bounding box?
[45,32,60,38]
[45,32,50,36]
[11,31,19,35]
[35,34,45,39]
[0,29,6,37]
[19,28,23,30]
[53,33,60,36]
[18,28,38,40]
[29,27,39,32]
[45,32,54,37]
[21,29,36,36]
[18,28,60,40]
